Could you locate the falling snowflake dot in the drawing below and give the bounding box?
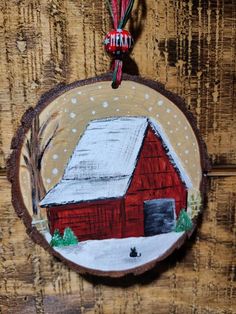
[125,95,128,99]
[167,121,171,125]
[102,101,109,108]
[158,100,163,106]
[116,108,120,112]
[174,114,177,118]
[185,160,189,164]
[90,96,95,102]
[185,135,189,139]
[92,110,96,115]
[148,107,153,112]
[77,91,82,95]
[52,154,59,160]
[70,112,76,119]
[156,114,159,118]
[132,86,136,90]
[166,108,171,113]
[113,97,119,101]
[98,86,102,89]
[64,109,68,112]
[193,142,196,146]
[170,130,173,133]
[184,126,188,130]
[64,149,67,152]
[145,94,150,100]
[177,142,181,146]
[52,168,58,175]
[185,150,189,154]
[193,164,196,168]
[63,98,66,101]
[72,128,77,133]
[71,97,77,104]
[176,128,179,131]
[46,178,51,184]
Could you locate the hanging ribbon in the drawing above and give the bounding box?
[104,0,135,89]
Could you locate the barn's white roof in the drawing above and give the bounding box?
[40,116,192,207]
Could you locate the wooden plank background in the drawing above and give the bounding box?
[0,0,235,313]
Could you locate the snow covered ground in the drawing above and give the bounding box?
[46,232,185,272]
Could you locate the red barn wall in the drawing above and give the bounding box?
[47,199,124,241]
[47,126,187,241]
[123,126,187,237]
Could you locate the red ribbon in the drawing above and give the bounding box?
[107,0,135,88]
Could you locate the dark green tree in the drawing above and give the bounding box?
[175,209,193,232]
[50,229,64,247]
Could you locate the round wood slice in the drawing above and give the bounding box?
[7,73,210,278]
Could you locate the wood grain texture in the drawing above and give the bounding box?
[0,0,235,313]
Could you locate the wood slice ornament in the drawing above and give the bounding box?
[8,74,209,278]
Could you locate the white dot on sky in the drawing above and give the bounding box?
[77,91,82,95]
[52,154,58,160]
[90,96,95,101]
[46,178,51,184]
[170,130,173,133]
[71,97,77,104]
[176,128,179,131]
[148,107,153,112]
[185,160,189,164]
[125,95,128,99]
[145,94,150,100]
[64,109,68,112]
[167,121,171,125]
[102,101,109,108]
[64,149,67,152]
[52,168,58,175]
[92,110,96,115]
[177,142,181,146]
[184,126,188,130]
[132,86,136,90]
[70,112,76,119]
[113,97,119,101]
[72,128,77,133]
[174,114,177,118]
[193,142,196,146]
[156,114,159,118]
[166,108,171,113]
[185,150,189,154]
[158,100,163,106]
[185,135,189,139]
[116,109,120,112]
[98,86,102,89]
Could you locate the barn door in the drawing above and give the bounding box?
[144,199,176,236]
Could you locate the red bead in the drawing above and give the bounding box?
[104,29,133,55]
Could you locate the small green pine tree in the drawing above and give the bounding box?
[63,227,78,246]
[175,209,193,232]
[50,229,64,247]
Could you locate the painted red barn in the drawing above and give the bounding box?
[40,117,192,241]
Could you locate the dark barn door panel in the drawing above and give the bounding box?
[144,199,176,236]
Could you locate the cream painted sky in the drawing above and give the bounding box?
[20,80,202,214]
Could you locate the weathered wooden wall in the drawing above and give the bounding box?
[0,0,235,313]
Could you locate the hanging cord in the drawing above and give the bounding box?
[104,0,135,88]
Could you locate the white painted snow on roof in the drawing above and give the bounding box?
[64,117,148,180]
[40,176,131,206]
[53,232,185,272]
[40,116,192,207]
